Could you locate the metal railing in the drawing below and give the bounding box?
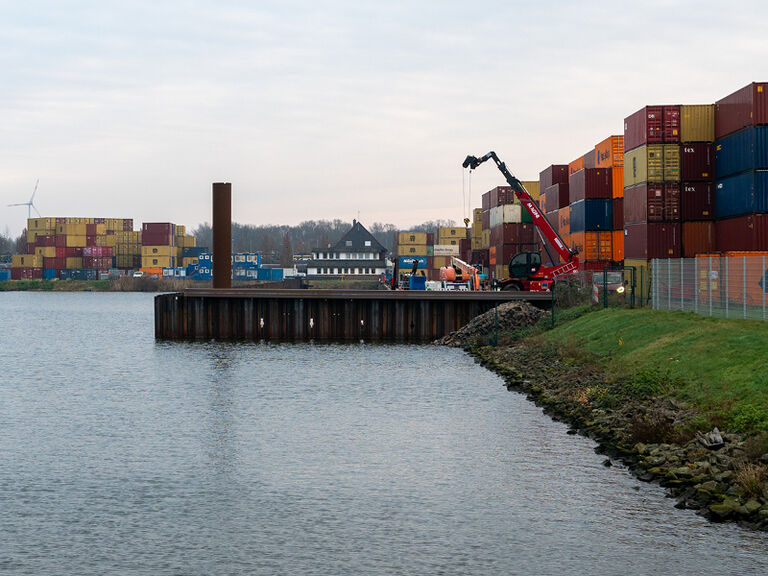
[652,256,768,321]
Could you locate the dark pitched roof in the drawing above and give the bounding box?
[331,220,386,253]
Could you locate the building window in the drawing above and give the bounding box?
[365,241,371,247]
[346,240,352,247]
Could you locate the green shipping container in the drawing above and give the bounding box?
[680,104,715,143]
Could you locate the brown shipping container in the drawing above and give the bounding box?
[680,104,715,143]
[680,142,713,181]
[568,156,584,176]
[715,82,768,139]
[613,197,624,230]
[489,186,515,208]
[624,222,681,259]
[489,223,535,246]
[681,182,715,221]
[539,165,568,190]
[490,243,538,268]
[595,135,624,168]
[544,183,569,212]
[682,221,716,257]
[624,183,665,223]
[482,191,490,211]
[545,212,559,234]
[558,207,570,236]
[664,183,681,221]
[481,210,490,230]
[715,214,768,252]
[624,105,664,151]
[583,148,596,169]
[569,168,612,203]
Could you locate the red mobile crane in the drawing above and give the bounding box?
[463,151,579,291]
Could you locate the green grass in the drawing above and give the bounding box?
[541,308,768,433]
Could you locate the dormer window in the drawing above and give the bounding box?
[365,241,371,247]
[346,240,352,247]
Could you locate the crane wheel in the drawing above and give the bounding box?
[502,283,521,292]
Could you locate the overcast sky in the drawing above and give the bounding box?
[1,1,766,237]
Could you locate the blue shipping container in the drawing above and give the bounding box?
[271,269,283,281]
[0,269,11,281]
[715,170,768,218]
[60,268,98,281]
[398,256,428,270]
[182,246,207,258]
[257,268,271,281]
[43,269,58,280]
[569,199,612,232]
[715,125,768,179]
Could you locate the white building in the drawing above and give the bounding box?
[307,220,388,276]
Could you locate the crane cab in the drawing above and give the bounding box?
[508,252,542,279]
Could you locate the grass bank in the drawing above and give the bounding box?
[539,308,768,434]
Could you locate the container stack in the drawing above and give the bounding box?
[481,188,535,280]
[540,165,569,264]
[567,166,613,269]
[623,105,682,276]
[714,82,768,251]
[595,135,625,262]
[395,231,432,278]
[680,105,716,257]
[433,226,464,278]
[115,230,143,270]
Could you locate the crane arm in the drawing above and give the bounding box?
[463,151,577,266]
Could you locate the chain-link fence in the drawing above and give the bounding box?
[652,256,768,321]
[551,267,637,325]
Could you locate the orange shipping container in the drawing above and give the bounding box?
[611,166,624,198]
[568,156,584,176]
[595,135,624,168]
[571,231,613,261]
[612,230,624,262]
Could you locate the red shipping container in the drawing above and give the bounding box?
[716,214,768,252]
[426,233,434,245]
[545,212,559,234]
[65,247,84,257]
[624,183,665,223]
[43,257,66,269]
[490,243,538,266]
[55,217,66,225]
[481,210,490,229]
[85,235,97,246]
[489,223,535,246]
[36,235,54,247]
[680,142,713,181]
[56,246,66,258]
[470,250,489,268]
[544,183,569,211]
[83,246,113,258]
[664,183,681,221]
[569,168,612,203]
[715,82,768,139]
[86,223,97,235]
[624,105,664,151]
[143,222,174,234]
[142,233,172,246]
[54,235,66,247]
[664,105,681,143]
[490,186,515,207]
[613,197,624,230]
[482,191,490,211]
[94,217,105,224]
[624,222,681,259]
[681,182,715,221]
[11,268,43,280]
[682,221,716,257]
[539,165,568,190]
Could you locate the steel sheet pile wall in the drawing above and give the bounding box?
[715,83,768,251]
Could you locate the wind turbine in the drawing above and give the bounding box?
[7,180,41,219]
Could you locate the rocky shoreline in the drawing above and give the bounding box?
[441,304,768,531]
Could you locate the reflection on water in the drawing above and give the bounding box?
[0,292,766,575]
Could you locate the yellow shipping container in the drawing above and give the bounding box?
[12,254,42,268]
[397,232,428,246]
[142,245,176,257]
[496,264,509,280]
[66,235,87,247]
[432,256,451,269]
[35,246,57,258]
[28,217,56,231]
[142,255,176,268]
[115,254,133,268]
[437,227,465,241]
[481,230,490,250]
[66,257,83,268]
[175,225,186,237]
[105,218,123,231]
[94,223,107,235]
[182,257,199,267]
[520,180,540,201]
[56,223,87,236]
[96,234,117,247]
[471,221,482,238]
[680,104,715,143]
[473,208,483,224]
[397,245,428,257]
[180,235,197,248]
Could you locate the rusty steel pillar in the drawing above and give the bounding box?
[212,182,232,289]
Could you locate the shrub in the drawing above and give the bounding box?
[628,412,673,444]
[735,462,767,499]
[744,433,768,462]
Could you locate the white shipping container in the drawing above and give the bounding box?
[489,205,523,228]
[433,244,460,256]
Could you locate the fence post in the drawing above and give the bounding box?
[694,257,698,315]
[709,256,713,317]
[681,258,684,312]
[667,259,672,311]
[725,256,729,319]
[744,256,747,320]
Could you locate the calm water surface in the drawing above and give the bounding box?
[0,292,766,575]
